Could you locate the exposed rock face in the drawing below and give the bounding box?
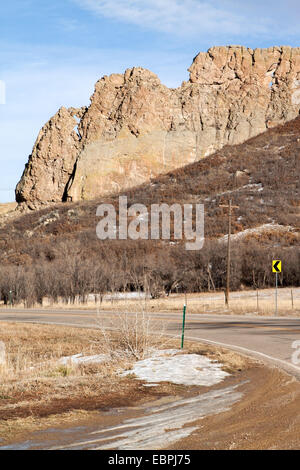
[16,46,300,207]
[16,107,83,209]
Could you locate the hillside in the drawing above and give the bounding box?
[0,203,17,217]
[1,117,299,304]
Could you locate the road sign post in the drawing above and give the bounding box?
[275,272,278,316]
[272,260,282,316]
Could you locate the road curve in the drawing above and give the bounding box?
[1,307,300,379]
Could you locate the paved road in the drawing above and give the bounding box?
[1,307,300,378]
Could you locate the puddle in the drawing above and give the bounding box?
[0,384,244,450]
[37,426,87,435]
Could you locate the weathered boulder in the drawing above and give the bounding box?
[16,46,300,207]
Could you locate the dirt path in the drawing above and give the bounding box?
[1,364,299,450]
[169,366,300,450]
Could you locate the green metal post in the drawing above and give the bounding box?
[181,304,186,349]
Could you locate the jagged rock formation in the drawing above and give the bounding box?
[16,46,300,208]
[15,107,86,210]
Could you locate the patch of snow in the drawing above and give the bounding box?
[216,182,263,198]
[38,211,60,227]
[243,183,263,191]
[151,349,178,357]
[59,353,108,365]
[219,223,295,243]
[103,291,149,300]
[121,349,229,386]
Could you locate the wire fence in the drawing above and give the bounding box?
[1,287,300,316]
[182,288,300,315]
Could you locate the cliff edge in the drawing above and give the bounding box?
[16,46,300,209]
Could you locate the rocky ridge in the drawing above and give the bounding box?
[16,45,300,209]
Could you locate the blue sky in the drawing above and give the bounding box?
[0,0,299,203]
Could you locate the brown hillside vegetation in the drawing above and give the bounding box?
[0,117,299,305]
[0,203,17,216]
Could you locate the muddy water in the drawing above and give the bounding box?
[0,384,243,450]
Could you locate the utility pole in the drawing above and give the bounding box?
[219,199,239,306]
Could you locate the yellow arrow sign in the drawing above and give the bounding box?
[272,260,282,273]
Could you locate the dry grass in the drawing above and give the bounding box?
[0,202,17,217]
[96,307,173,359]
[0,321,251,444]
[0,321,147,441]
[0,314,165,384]
[0,408,100,443]
[0,316,175,419]
[35,287,300,317]
[184,341,250,374]
[0,322,105,380]
[228,297,300,316]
